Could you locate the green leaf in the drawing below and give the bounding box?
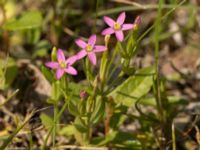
[126,32,136,55]
[139,95,187,106]
[26,28,41,44]
[74,117,88,133]
[167,96,188,105]
[68,97,80,116]
[90,96,105,125]
[67,82,91,116]
[91,131,118,146]
[117,42,127,58]
[68,82,91,96]
[3,10,42,31]
[109,66,155,107]
[59,125,75,136]
[99,51,108,81]
[73,117,88,145]
[41,66,55,83]
[110,113,127,130]
[47,81,61,104]
[73,117,89,145]
[111,132,142,150]
[92,131,142,149]
[40,113,53,130]
[52,81,61,100]
[84,58,94,81]
[0,58,17,89]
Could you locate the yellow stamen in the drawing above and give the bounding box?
[86,44,93,52]
[59,61,66,69]
[114,23,121,30]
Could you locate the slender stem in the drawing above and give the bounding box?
[104,97,113,135]
[29,133,34,150]
[42,125,54,150]
[154,0,165,149]
[42,100,68,150]
[94,0,100,32]
[52,104,58,148]
[154,0,163,120]
[172,122,176,150]
[0,2,6,26]
[87,80,98,142]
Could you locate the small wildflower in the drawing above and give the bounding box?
[101,12,133,42]
[75,34,107,65]
[45,49,77,79]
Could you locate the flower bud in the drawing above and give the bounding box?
[133,16,141,30]
[104,35,111,47]
[80,90,88,100]
[51,46,57,61]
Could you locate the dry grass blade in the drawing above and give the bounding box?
[0,89,19,108]
[57,145,108,150]
[111,0,144,8]
[172,122,176,150]
[0,110,35,149]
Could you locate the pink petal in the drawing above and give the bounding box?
[76,50,87,59]
[56,69,64,79]
[64,66,77,75]
[101,28,115,35]
[66,55,77,65]
[103,16,115,27]
[117,12,126,25]
[57,49,65,61]
[122,24,133,31]
[88,52,97,65]
[94,45,107,52]
[115,30,124,42]
[75,39,87,48]
[88,34,96,46]
[45,62,59,69]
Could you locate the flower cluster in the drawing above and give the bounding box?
[45,12,140,79]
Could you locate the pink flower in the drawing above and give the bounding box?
[45,49,77,79]
[75,34,107,65]
[101,12,133,42]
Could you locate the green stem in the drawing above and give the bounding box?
[29,133,34,150]
[94,0,100,32]
[52,104,58,148]
[0,2,6,26]
[42,100,68,150]
[104,97,113,135]
[154,0,163,121]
